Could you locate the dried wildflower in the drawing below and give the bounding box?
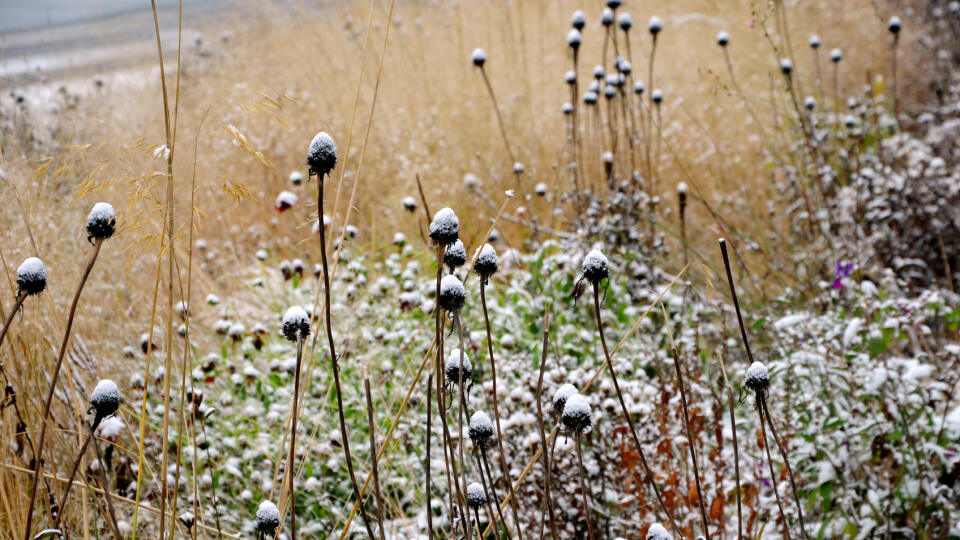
[648,16,663,35]
[601,8,614,26]
[634,81,645,95]
[652,89,663,104]
[809,34,820,48]
[306,132,337,177]
[513,162,525,174]
[593,65,605,80]
[830,48,842,63]
[90,379,120,425]
[535,182,548,196]
[804,96,816,110]
[646,523,671,540]
[780,58,793,75]
[255,500,281,536]
[275,191,298,212]
[888,16,902,33]
[472,47,487,67]
[567,29,582,50]
[16,257,47,298]
[565,70,576,85]
[466,482,487,509]
[551,383,578,416]
[393,232,407,247]
[571,10,585,30]
[717,31,729,46]
[281,306,310,342]
[439,274,466,311]
[744,361,770,392]
[469,410,494,447]
[562,102,574,115]
[584,91,598,104]
[86,202,117,242]
[444,348,473,385]
[444,239,467,270]
[473,243,499,280]
[402,196,417,212]
[429,207,460,245]
[289,170,304,185]
[618,12,633,30]
[561,393,592,434]
[463,173,481,188]
[581,249,610,283]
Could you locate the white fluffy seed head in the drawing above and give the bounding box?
[745,361,770,391]
[561,393,592,433]
[281,306,310,342]
[444,240,467,269]
[473,243,499,278]
[86,202,117,240]
[429,207,460,245]
[444,348,472,385]
[717,30,730,46]
[567,29,582,48]
[466,482,487,508]
[16,257,47,297]
[306,132,337,177]
[808,34,821,48]
[255,500,281,534]
[90,379,121,420]
[552,383,578,415]
[830,48,842,62]
[439,274,466,311]
[469,410,494,445]
[648,16,663,34]
[472,47,487,67]
[582,249,610,283]
[646,523,671,540]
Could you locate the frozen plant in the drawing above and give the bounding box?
[86,202,117,242]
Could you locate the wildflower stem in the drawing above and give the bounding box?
[574,433,595,540]
[0,296,25,350]
[670,345,710,537]
[477,450,510,537]
[287,336,304,539]
[426,244,443,540]
[534,309,558,540]
[591,283,679,533]
[480,282,524,538]
[55,426,95,528]
[317,173,376,540]
[454,314,473,540]
[719,238,756,365]
[718,354,744,540]
[25,238,102,537]
[92,435,123,540]
[761,395,808,539]
[756,391,791,538]
[364,376,387,540]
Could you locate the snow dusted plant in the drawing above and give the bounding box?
[444,239,467,272]
[306,131,337,178]
[429,207,460,246]
[16,257,47,299]
[646,523,671,540]
[280,306,309,535]
[275,190,298,212]
[255,500,281,539]
[562,393,596,539]
[571,10,585,30]
[86,202,117,243]
[444,348,473,388]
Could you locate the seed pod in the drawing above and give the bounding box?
[466,482,487,509]
[581,249,610,283]
[561,393,592,434]
[571,10,586,30]
[652,89,663,104]
[648,16,663,35]
[808,34,820,49]
[744,361,770,392]
[16,257,47,298]
[469,410,494,447]
[565,70,576,85]
[804,96,816,110]
[275,191,298,212]
[830,48,842,63]
[888,16,902,33]
[281,306,310,342]
[429,207,460,245]
[473,243,499,279]
[289,171,304,185]
[306,132,337,177]
[255,500,281,536]
[402,196,418,212]
[444,348,473,385]
[618,12,633,31]
[444,239,467,270]
[472,48,487,67]
[716,31,730,47]
[780,58,793,75]
[439,275,466,311]
[535,182,548,196]
[634,81,645,95]
[567,29,582,50]
[90,379,121,426]
[86,202,117,242]
[562,102,574,115]
[601,8,614,26]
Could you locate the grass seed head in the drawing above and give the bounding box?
[306,131,337,177]
[86,202,117,241]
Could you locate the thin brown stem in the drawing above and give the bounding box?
[288,337,304,539]
[25,239,102,538]
[719,239,755,365]
[670,346,710,537]
[761,396,808,539]
[364,377,387,540]
[479,448,510,538]
[719,354,744,539]
[757,394,791,539]
[92,435,123,540]
[426,244,444,539]
[574,433,595,540]
[55,428,94,528]
[534,310,558,540]
[479,67,519,191]
[0,296,25,350]
[454,314,472,540]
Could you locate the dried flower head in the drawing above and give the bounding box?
[513,162,525,174]
[444,348,473,385]
[779,58,793,75]
[306,132,337,177]
[562,102,574,115]
[469,410,494,447]
[716,31,730,46]
[552,383,578,416]
[289,171,304,185]
[275,191,298,212]
[652,88,663,104]
[888,16,902,33]
[439,274,466,311]
[90,379,121,424]
[255,500,281,536]
[571,10,585,30]
[648,16,663,35]
[646,523,671,540]
[86,202,117,242]
[567,29,582,49]
[473,243,499,280]
[16,257,47,298]
[565,70,577,85]
[281,306,310,342]
[744,361,770,392]
[444,239,467,270]
[581,249,610,283]
[472,47,487,67]
[808,34,821,48]
[584,91,598,104]
[618,12,633,30]
[429,207,460,245]
[466,482,487,509]
[830,48,842,63]
[402,196,418,212]
[561,393,593,434]
[804,96,816,110]
[464,173,481,188]
[634,81,645,95]
[535,182,548,196]
[601,8,614,26]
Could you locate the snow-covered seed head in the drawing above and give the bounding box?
[634,81,645,95]
[581,249,610,283]
[844,114,857,129]
[561,393,592,434]
[648,16,663,35]
[646,523,671,540]
[86,202,117,241]
[571,10,586,30]
[473,243,499,279]
[716,31,730,47]
[94,416,125,443]
[513,162,525,174]
[306,132,337,177]
[888,16,902,33]
[652,89,663,104]
[289,170,304,185]
[393,232,407,247]
[584,91,598,104]
[618,60,632,75]
[744,361,770,392]
[281,306,310,342]
[464,173,481,188]
[444,348,473,385]
[438,274,466,311]
[804,96,816,110]
[593,65,605,80]
[466,482,487,509]
[16,257,47,298]
[255,500,281,535]
[565,70,577,85]
[346,224,359,239]
[602,151,614,164]
[677,181,688,195]
[180,512,195,530]
[601,8,614,26]
[429,207,460,245]
[535,182,548,196]
[402,196,418,212]
[830,48,842,63]
[469,410,494,447]
[606,0,622,8]
[551,383,578,416]
[567,29,582,49]
[562,102,574,115]
[444,239,467,270]
[604,85,616,98]
[90,379,121,422]
[808,34,820,49]
[275,190,298,212]
[618,12,633,30]
[472,47,487,67]
[780,58,793,75]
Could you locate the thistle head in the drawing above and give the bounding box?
[306,132,337,177]
[561,393,592,434]
[466,482,487,509]
[429,207,460,245]
[438,274,466,312]
[255,500,281,536]
[86,202,117,242]
[444,239,467,270]
[16,257,47,298]
[281,306,310,342]
[581,249,610,283]
[745,361,770,392]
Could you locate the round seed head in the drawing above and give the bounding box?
[745,361,770,391]
[888,16,902,33]
[469,410,494,446]
[652,88,663,103]
[513,162,525,174]
[584,91,598,104]
[716,31,730,46]
[551,383,578,416]
[466,482,487,509]
[571,10,586,30]
[275,190,298,212]
[830,48,842,62]
[565,70,576,85]
[601,8,614,26]
[634,81,645,94]
[444,239,467,269]
[16,257,47,298]
[429,207,460,245]
[804,96,816,110]
[646,523,671,540]
[808,34,820,48]
[393,232,407,246]
[561,393,592,434]
[780,58,793,75]
[606,0,622,8]
[255,500,281,535]
[281,305,310,342]
[604,85,616,98]
[567,29,582,49]
[473,243,499,278]
[677,181,688,195]
[463,173,481,188]
[618,12,633,30]
[90,379,121,420]
[444,348,473,385]
[289,170,304,185]
[402,196,417,212]
[535,182,548,196]
[472,47,487,67]
[562,102,574,115]
[86,202,117,241]
[844,114,857,129]
[306,132,337,177]
[439,274,466,311]
[582,249,610,283]
[648,16,663,35]
[618,60,632,75]
[602,151,614,164]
